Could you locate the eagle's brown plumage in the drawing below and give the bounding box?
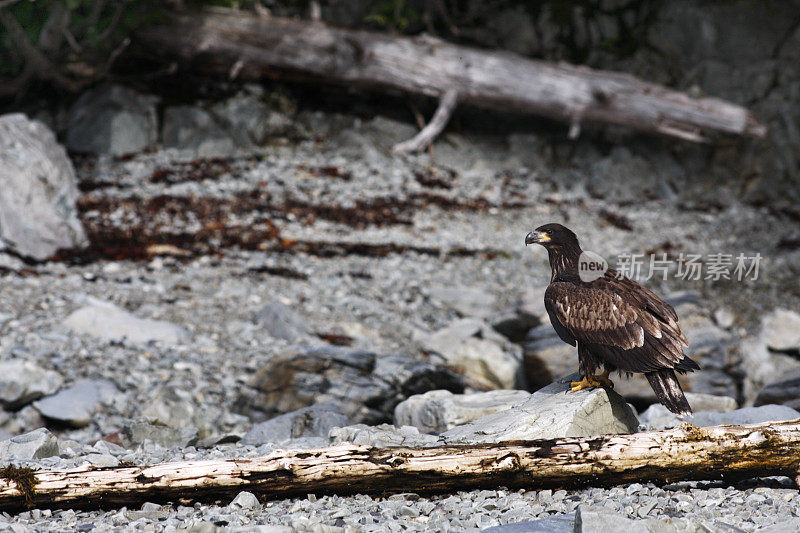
[526,223,699,416]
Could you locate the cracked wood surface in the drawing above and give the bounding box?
[1,420,799,511]
[134,9,765,143]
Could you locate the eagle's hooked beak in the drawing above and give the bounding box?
[525,231,549,245]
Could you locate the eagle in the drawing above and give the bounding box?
[525,223,699,416]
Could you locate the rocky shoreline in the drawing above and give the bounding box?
[0,98,799,529]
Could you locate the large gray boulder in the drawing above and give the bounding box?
[441,374,639,443]
[63,298,191,346]
[0,113,87,260]
[394,389,531,434]
[422,318,524,390]
[65,84,159,155]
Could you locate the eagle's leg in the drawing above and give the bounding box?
[569,370,614,392]
[595,368,615,389]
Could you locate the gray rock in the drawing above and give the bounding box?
[65,85,159,155]
[211,92,294,145]
[229,491,260,511]
[428,286,497,319]
[523,324,575,391]
[761,308,800,352]
[423,318,523,389]
[393,389,530,434]
[0,428,59,460]
[63,298,191,345]
[754,371,800,409]
[575,506,715,532]
[119,419,199,449]
[253,301,311,343]
[441,374,639,443]
[756,519,800,533]
[33,378,118,428]
[329,424,438,447]
[161,106,236,158]
[241,404,349,445]
[713,307,735,329]
[490,303,541,343]
[141,386,199,430]
[641,401,791,431]
[483,513,574,533]
[691,405,800,427]
[741,336,800,405]
[0,113,87,260]
[241,345,465,425]
[0,360,64,409]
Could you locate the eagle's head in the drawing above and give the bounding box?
[525,223,579,249]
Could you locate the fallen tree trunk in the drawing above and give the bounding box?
[2,420,800,511]
[133,9,765,145]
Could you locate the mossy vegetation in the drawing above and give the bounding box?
[0,464,39,508]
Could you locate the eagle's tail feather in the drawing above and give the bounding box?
[645,369,692,417]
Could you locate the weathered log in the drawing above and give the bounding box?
[1,420,799,512]
[133,9,765,145]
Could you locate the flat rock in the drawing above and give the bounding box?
[394,389,530,434]
[761,308,800,352]
[240,345,465,424]
[253,301,311,343]
[0,113,87,260]
[33,378,118,428]
[63,298,191,345]
[241,404,349,445]
[575,506,716,532]
[0,428,59,461]
[65,84,159,155]
[441,373,639,443]
[328,424,438,447]
[641,403,800,431]
[0,360,64,409]
[120,419,199,449]
[691,405,800,426]
[427,286,496,318]
[483,514,574,533]
[423,318,523,389]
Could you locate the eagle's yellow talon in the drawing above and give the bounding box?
[569,370,614,392]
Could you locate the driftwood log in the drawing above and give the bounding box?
[134,8,765,150]
[1,420,800,512]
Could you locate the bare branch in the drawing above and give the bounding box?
[0,10,81,91]
[95,0,130,43]
[393,89,458,153]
